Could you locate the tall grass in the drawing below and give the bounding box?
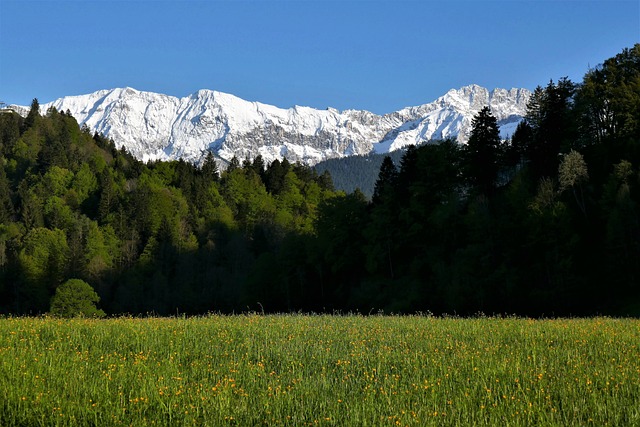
[1,315,638,426]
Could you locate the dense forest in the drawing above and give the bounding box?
[1,45,639,316]
[314,149,406,198]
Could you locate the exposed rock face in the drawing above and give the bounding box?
[32,84,530,165]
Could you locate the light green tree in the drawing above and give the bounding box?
[18,227,68,311]
[558,150,588,216]
[49,278,105,318]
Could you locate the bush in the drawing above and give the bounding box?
[49,279,106,318]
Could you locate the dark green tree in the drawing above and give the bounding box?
[317,169,335,192]
[396,145,420,203]
[372,156,397,205]
[367,154,404,282]
[22,98,40,132]
[0,161,14,222]
[505,120,532,171]
[17,180,44,229]
[315,190,368,307]
[525,78,577,179]
[202,151,220,181]
[265,158,291,195]
[251,154,266,181]
[577,44,640,146]
[0,110,22,156]
[464,106,502,194]
[227,155,240,173]
[242,156,252,170]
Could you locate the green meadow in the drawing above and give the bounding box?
[1,315,638,426]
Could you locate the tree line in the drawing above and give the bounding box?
[0,44,638,316]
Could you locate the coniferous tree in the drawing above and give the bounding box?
[0,111,22,156]
[506,120,533,170]
[372,156,397,205]
[252,154,266,182]
[315,189,368,307]
[201,151,220,182]
[22,98,40,132]
[526,79,577,179]
[396,145,419,204]
[0,162,14,222]
[227,155,240,173]
[264,158,291,195]
[367,156,403,280]
[464,106,502,194]
[317,170,335,192]
[242,156,252,170]
[265,159,283,194]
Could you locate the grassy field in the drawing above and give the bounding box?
[0,315,638,426]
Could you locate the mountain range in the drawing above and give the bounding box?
[20,85,531,166]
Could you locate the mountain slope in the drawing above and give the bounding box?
[32,85,530,165]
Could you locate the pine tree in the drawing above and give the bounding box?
[252,154,266,182]
[227,156,240,173]
[506,120,532,170]
[265,158,291,195]
[201,151,220,182]
[22,98,40,132]
[317,170,335,192]
[464,106,502,194]
[0,111,22,156]
[242,156,252,170]
[396,145,419,204]
[372,156,397,205]
[0,162,14,222]
[526,79,577,179]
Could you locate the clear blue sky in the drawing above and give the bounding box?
[1,0,638,114]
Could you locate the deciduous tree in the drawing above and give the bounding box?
[49,278,105,318]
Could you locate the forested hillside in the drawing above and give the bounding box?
[314,150,405,198]
[1,45,639,316]
[0,107,338,315]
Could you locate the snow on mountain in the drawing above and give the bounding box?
[30,85,530,165]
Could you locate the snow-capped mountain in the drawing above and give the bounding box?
[29,85,530,165]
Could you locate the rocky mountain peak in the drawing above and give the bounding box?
[21,85,530,166]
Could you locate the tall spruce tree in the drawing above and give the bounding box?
[201,151,220,182]
[396,145,419,204]
[464,106,502,194]
[526,79,577,179]
[0,161,14,222]
[372,156,398,205]
[227,156,240,173]
[22,98,40,132]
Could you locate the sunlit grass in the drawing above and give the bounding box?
[1,315,638,426]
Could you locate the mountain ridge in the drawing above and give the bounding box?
[19,85,531,165]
